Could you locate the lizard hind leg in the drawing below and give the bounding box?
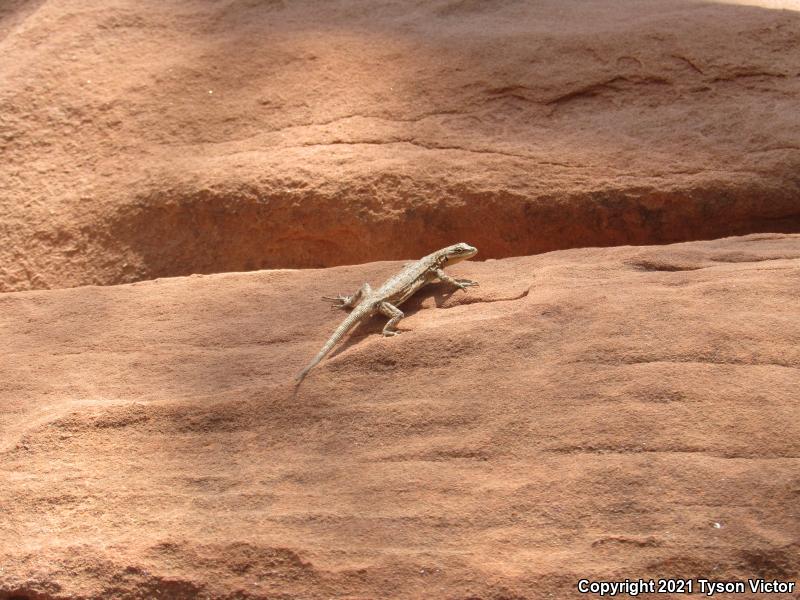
[322,283,372,310]
[378,301,404,336]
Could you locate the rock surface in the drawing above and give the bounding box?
[2,0,800,291]
[1,234,798,599]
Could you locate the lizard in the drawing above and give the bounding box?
[295,243,479,384]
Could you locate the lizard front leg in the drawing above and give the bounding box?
[433,268,478,290]
[378,302,404,336]
[322,283,372,311]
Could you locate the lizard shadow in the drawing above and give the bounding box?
[326,282,466,360]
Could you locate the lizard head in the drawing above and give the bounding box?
[442,242,478,265]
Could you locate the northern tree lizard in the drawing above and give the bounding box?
[296,243,478,383]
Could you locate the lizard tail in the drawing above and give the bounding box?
[295,306,370,384]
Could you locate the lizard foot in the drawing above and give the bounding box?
[382,330,401,337]
[456,279,479,290]
[322,295,350,310]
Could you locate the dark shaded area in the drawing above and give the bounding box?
[108,178,800,283]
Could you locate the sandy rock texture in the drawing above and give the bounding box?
[1,234,798,599]
[1,0,799,291]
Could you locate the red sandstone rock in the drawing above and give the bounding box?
[1,1,800,291]
[1,234,798,599]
